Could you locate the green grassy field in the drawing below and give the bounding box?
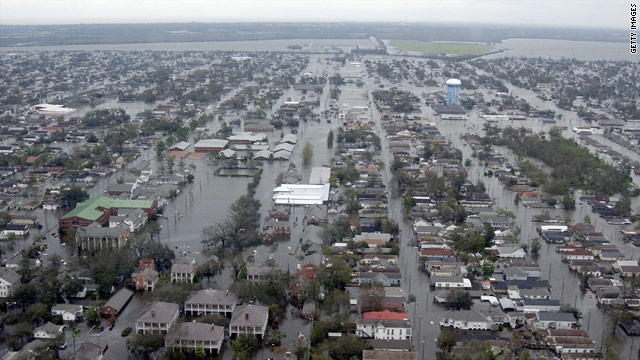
[390,40,492,55]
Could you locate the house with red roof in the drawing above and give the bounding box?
[363,310,408,321]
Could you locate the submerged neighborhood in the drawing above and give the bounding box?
[0,19,638,360]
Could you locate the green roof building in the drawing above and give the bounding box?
[59,196,157,233]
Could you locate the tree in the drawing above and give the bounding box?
[293,335,308,360]
[607,307,632,334]
[445,290,473,310]
[450,339,495,360]
[264,329,286,347]
[61,186,89,207]
[166,156,175,174]
[230,335,258,360]
[302,141,313,167]
[327,130,334,148]
[531,238,542,256]
[155,141,166,157]
[602,337,620,360]
[196,314,230,327]
[127,333,165,359]
[327,334,368,360]
[11,282,37,312]
[437,327,456,354]
[562,193,576,210]
[11,322,33,346]
[86,307,100,326]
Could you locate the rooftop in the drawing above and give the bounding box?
[61,196,154,221]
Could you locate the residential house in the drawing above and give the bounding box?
[431,275,471,289]
[419,248,455,261]
[171,257,196,283]
[1,223,29,239]
[51,304,83,322]
[492,246,526,259]
[131,259,159,291]
[33,322,65,339]
[68,341,107,360]
[519,299,561,313]
[229,304,269,338]
[439,310,493,330]
[533,312,578,330]
[546,329,595,355]
[184,289,237,317]
[356,311,412,340]
[562,250,595,261]
[0,267,21,298]
[165,322,225,355]
[355,272,402,287]
[135,302,180,334]
[101,288,133,318]
[247,266,279,282]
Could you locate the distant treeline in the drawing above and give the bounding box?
[489,127,631,195]
[0,22,628,47]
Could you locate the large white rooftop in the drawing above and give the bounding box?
[273,183,330,205]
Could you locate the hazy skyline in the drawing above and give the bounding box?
[0,0,628,29]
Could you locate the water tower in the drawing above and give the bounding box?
[445,78,461,105]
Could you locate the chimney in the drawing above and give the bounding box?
[226,290,229,296]
[249,300,254,305]
[245,313,249,320]
[211,324,215,330]
[151,311,155,317]
[286,352,291,358]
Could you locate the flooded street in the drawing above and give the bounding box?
[4,40,639,359]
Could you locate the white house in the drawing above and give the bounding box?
[356,316,412,341]
[431,275,471,289]
[562,249,595,261]
[135,302,180,334]
[51,304,84,322]
[43,202,59,211]
[229,304,269,338]
[439,310,493,330]
[1,224,29,239]
[33,322,65,339]
[491,245,526,259]
[0,268,21,298]
[533,312,577,330]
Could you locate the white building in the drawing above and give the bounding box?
[33,322,65,339]
[533,312,577,330]
[356,319,412,341]
[51,304,84,322]
[439,310,493,330]
[229,304,269,338]
[135,302,180,334]
[0,268,20,298]
[273,184,330,205]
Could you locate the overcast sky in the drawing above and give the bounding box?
[0,0,628,29]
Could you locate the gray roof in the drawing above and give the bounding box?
[441,310,489,323]
[34,321,64,336]
[52,303,83,314]
[537,312,577,322]
[136,302,179,324]
[185,289,237,306]
[70,341,106,360]
[166,322,224,343]
[171,263,194,274]
[230,304,268,327]
[76,223,127,239]
[0,267,21,284]
[102,288,133,312]
[132,267,159,282]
